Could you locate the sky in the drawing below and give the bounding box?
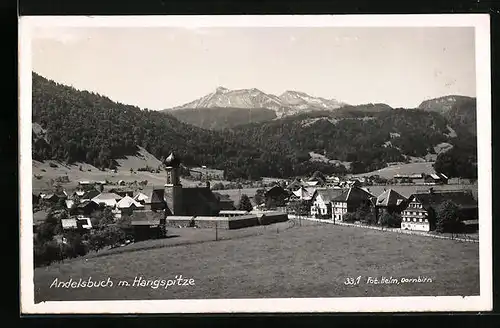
[30,26,476,110]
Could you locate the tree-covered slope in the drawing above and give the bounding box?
[32,72,477,180]
[165,107,277,130]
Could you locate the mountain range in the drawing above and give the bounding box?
[31,72,478,180]
[167,87,346,117]
[166,87,476,131]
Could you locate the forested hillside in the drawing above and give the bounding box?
[32,73,346,179]
[166,107,277,130]
[32,73,478,180]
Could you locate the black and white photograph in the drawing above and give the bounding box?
[19,14,492,313]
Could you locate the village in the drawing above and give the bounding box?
[32,150,479,268]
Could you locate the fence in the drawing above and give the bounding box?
[289,215,478,243]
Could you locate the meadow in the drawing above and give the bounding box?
[34,218,479,302]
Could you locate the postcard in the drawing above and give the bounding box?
[19,14,492,314]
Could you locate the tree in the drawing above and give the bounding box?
[34,240,62,267]
[238,194,253,212]
[436,200,463,233]
[356,203,376,225]
[288,200,310,216]
[342,212,356,223]
[379,212,402,228]
[253,188,266,206]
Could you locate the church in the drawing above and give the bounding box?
[145,152,221,217]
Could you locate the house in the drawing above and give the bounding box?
[144,188,166,211]
[394,173,425,184]
[305,180,320,187]
[109,188,135,198]
[424,173,449,185]
[401,189,478,232]
[91,192,123,208]
[290,186,316,201]
[39,189,68,205]
[310,188,344,217]
[73,189,86,198]
[74,200,100,216]
[133,192,150,204]
[331,186,375,222]
[116,195,145,215]
[213,192,236,210]
[264,185,290,208]
[286,178,307,192]
[374,189,407,222]
[128,210,166,242]
[261,177,288,185]
[60,217,93,231]
[81,189,100,202]
[65,199,75,212]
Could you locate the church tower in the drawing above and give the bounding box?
[164,152,184,215]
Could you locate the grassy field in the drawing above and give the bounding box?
[34,219,479,302]
[352,162,437,180]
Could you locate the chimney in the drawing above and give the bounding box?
[206,181,211,189]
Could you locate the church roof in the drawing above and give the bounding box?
[165,152,181,168]
[181,187,220,215]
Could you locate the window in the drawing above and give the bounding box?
[413,218,416,222]
[419,218,422,222]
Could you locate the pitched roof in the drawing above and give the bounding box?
[77,200,98,208]
[65,199,75,209]
[411,190,477,210]
[61,218,78,229]
[146,189,165,204]
[74,190,86,196]
[133,192,149,202]
[117,195,145,209]
[292,186,315,200]
[91,192,123,207]
[314,188,344,203]
[93,192,123,200]
[376,189,407,207]
[333,187,374,202]
[181,187,220,214]
[265,185,289,197]
[82,189,100,200]
[130,210,163,226]
[77,217,93,229]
